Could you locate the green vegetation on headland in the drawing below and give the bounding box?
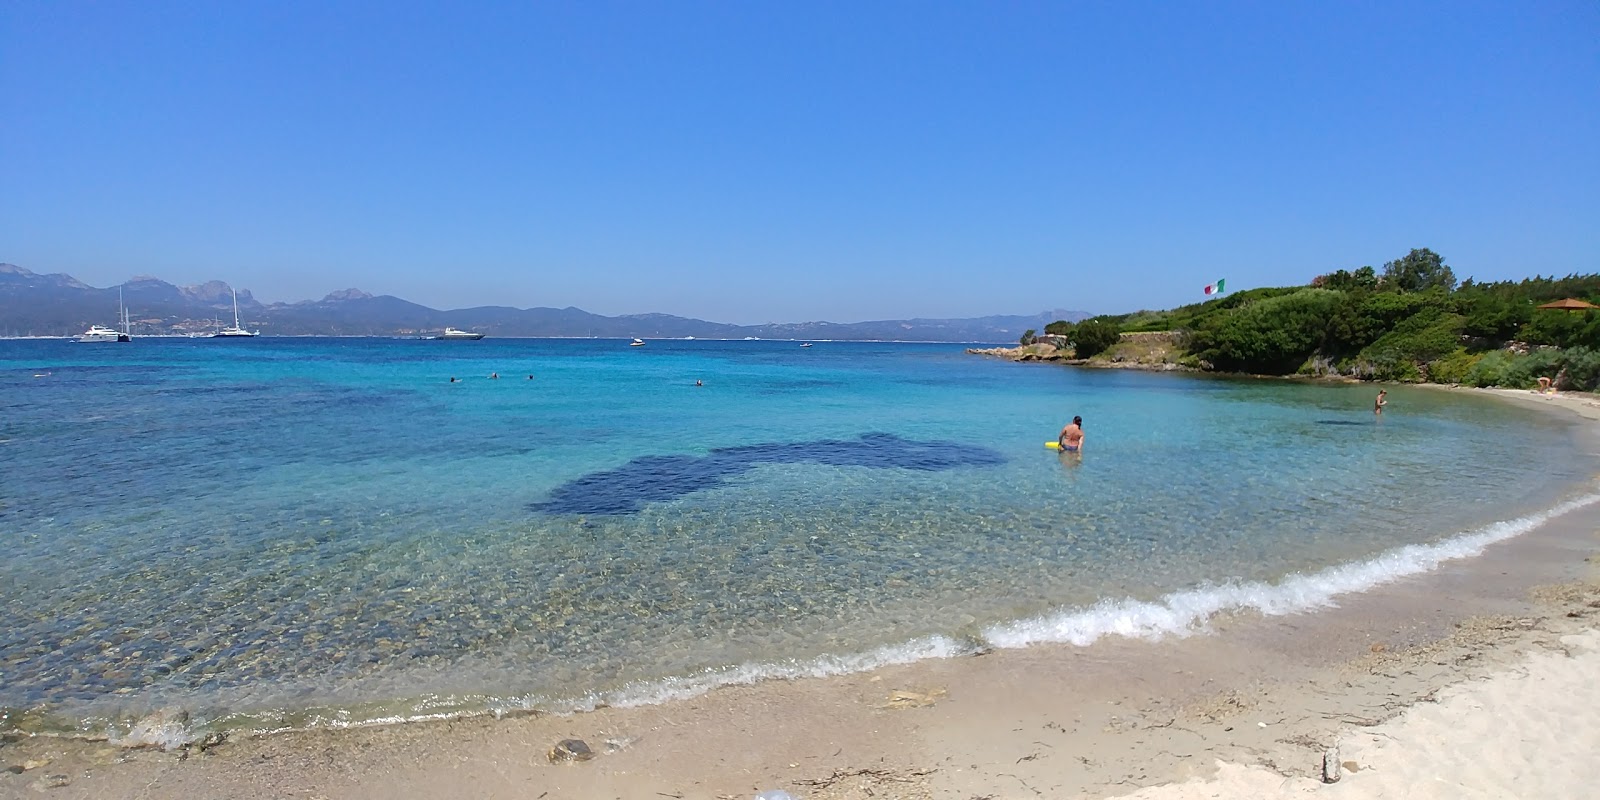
[1011,248,1600,391]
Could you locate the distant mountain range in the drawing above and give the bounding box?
[0,264,1090,342]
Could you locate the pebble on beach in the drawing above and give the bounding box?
[548,738,595,763]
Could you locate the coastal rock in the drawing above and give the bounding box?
[490,707,541,721]
[32,773,71,789]
[1321,746,1341,783]
[548,738,595,763]
[120,707,192,750]
[879,688,947,709]
[965,344,1066,361]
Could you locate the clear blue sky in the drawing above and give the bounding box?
[3,1,1596,324]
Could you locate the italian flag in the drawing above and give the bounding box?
[1204,279,1227,295]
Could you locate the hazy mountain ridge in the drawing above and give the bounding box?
[0,264,1090,341]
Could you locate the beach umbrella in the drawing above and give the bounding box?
[1536,298,1599,312]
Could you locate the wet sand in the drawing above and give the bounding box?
[4,387,1598,800]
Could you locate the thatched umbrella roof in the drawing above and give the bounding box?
[1537,298,1599,311]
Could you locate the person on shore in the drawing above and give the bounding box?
[1058,416,1084,452]
[1374,390,1387,415]
[1538,376,1554,395]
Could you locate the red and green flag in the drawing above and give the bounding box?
[1204,279,1227,296]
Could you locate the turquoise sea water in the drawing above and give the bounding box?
[1,337,1595,742]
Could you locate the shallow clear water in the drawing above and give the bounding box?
[1,337,1594,740]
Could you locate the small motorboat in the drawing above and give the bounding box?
[630,338,646,347]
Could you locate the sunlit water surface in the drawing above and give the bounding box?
[1,337,1593,742]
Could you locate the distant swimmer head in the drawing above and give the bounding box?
[528,374,534,380]
[449,377,458,383]
[695,379,703,387]
[490,372,499,379]
[1073,415,1082,427]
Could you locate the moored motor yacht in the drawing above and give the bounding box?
[75,325,130,343]
[74,287,133,342]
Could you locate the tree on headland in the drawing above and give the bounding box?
[1068,318,1121,358]
[1313,266,1378,291]
[1019,329,1036,346]
[1381,248,1456,293]
[1059,248,1600,390]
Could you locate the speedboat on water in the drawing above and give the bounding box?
[436,327,486,340]
[800,342,813,347]
[630,338,645,347]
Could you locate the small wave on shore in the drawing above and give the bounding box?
[985,488,1600,648]
[92,486,1600,750]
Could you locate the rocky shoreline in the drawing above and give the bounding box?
[967,330,1196,371]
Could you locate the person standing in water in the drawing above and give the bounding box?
[1058,416,1085,452]
[1374,389,1388,416]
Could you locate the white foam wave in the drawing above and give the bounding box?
[570,635,973,712]
[97,490,1600,742]
[984,490,1600,649]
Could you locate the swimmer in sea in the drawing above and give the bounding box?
[1375,389,1387,415]
[1058,416,1084,453]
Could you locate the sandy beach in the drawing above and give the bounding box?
[4,386,1598,800]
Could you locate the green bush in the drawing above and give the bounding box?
[1198,288,1343,373]
[1426,349,1483,385]
[1070,319,1122,358]
[1518,310,1600,349]
[1356,309,1464,370]
[1557,347,1600,390]
[1461,348,1600,390]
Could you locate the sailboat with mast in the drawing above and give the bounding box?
[74,287,133,343]
[211,287,259,338]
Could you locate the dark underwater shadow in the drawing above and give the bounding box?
[1313,419,1372,426]
[531,432,1008,515]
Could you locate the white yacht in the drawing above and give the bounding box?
[436,327,485,340]
[629,338,646,347]
[212,287,258,338]
[75,288,133,343]
[75,325,129,343]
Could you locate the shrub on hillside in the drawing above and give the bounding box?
[1069,319,1122,358]
[1460,348,1600,390]
[1518,310,1600,350]
[1197,288,1343,374]
[1426,349,1483,385]
[1356,310,1464,370]
[1558,347,1600,390]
